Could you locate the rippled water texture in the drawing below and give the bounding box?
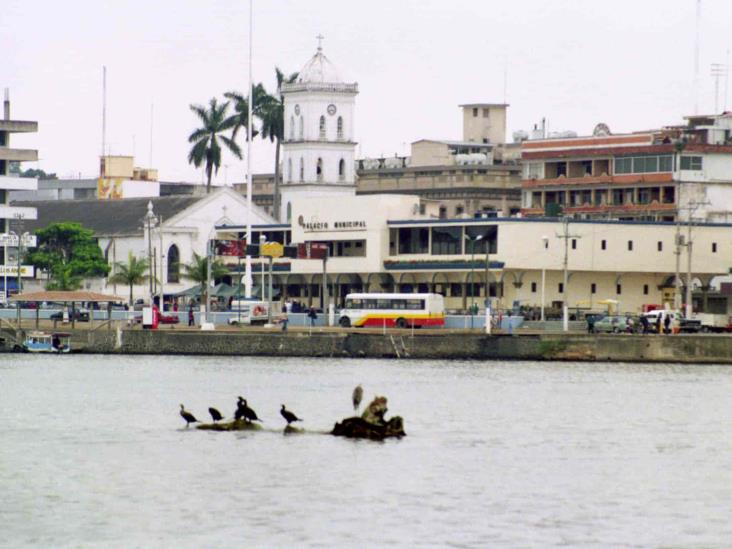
[2,355,732,547]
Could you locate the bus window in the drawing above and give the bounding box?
[346,298,362,309]
[377,299,391,309]
[392,299,406,309]
[406,299,424,310]
[364,299,377,310]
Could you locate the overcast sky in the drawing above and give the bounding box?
[3,0,731,184]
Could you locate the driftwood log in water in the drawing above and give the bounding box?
[331,415,406,440]
[197,419,263,431]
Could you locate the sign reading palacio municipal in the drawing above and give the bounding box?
[299,216,367,232]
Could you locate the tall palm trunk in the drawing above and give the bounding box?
[273,138,281,221]
[129,283,133,307]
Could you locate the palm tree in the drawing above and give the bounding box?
[46,265,83,291]
[259,68,298,221]
[224,83,269,143]
[188,98,242,193]
[182,252,229,308]
[108,252,150,306]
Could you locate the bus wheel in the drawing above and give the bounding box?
[396,318,407,329]
[339,317,351,328]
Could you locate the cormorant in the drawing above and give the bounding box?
[208,407,223,422]
[179,404,198,427]
[240,399,261,423]
[280,404,302,425]
[352,384,363,412]
[235,396,246,421]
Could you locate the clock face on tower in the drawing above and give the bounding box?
[327,104,337,116]
[294,104,300,115]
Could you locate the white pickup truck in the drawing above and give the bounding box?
[689,313,732,333]
[227,300,271,326]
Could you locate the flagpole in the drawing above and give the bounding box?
[244,0,254,299]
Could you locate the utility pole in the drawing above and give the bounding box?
[556,217,580,332]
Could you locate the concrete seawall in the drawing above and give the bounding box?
[71,330,732,363]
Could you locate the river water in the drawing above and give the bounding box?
[2,355,732,548]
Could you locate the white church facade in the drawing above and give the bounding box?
[279,43,359,222]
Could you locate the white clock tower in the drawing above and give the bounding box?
[279,39,359,222]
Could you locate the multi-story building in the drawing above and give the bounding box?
[0,89,38,295]
[520,114,732,222]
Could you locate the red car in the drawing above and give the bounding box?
[134,313,180,325]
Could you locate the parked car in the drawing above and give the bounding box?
[592,315,636,333]
[50,309,90,322]
[133,312,180,325]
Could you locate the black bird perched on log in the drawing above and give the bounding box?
[352,384,363,413]
[240,399,261,423]
[179,404,198,427]
[208,407,223,423]
[235,396,246,421]
[280,404,302,425]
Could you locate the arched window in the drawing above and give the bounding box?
[287,158,292,182]
[337,116,343,140]
[286,202,292,222]
[289,116,294,140]
[319,115,326,139]
[299,157,304,181]
[299,116,304,139]
[167,244,180,283]
[338,158,345,181]
[316,158,323,181]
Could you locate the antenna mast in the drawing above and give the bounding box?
[694,0,701,114]
[101,66,107,172]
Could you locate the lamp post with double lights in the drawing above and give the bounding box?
[540,235,549,323]
[464,233,483,330]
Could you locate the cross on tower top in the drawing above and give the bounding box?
[316,34,324,52]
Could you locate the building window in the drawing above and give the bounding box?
[616,284,622,295]
[319,115,326,139]
[167,244,180,283]
[482,108,490,118]
[299,158,304,181]
[299,116,304,139]
[431,226,461,255]
[601,239,607,250]
[337,116,343,139]
[439,206,447,219]
[615,155,673,174]
[627,240,633,251]
[558,283,564,294]
[657,241,662,251]
[643,284,649,295]
[591,283,596,294]
[286,202,292,222]
[287,159,292,182]
[316,158,323,181]
[680,156,703,170]
[531,282,537,293]
[398,227,429,254]
[712,242,717,253]
[472,107,478,117]
[338,158,345,181]
[455,205,464,216]
[571,239,577,250]
[289,116,294,140]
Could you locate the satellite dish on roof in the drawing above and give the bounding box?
[593,123,611,137]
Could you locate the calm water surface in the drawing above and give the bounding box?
[2,355,732,547]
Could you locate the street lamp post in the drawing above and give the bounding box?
[464,233,483,330]
[145,201,157,306]
[540,235,549,323]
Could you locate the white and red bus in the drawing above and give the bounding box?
[338,293,445,328]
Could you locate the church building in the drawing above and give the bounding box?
[279,41,359,222]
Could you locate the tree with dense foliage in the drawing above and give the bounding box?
[224,83,269,143]
[25,222,110,290]
[187,98,242,193]
[257,68,299,221]
[108,252,151,305]
[182,252,229,306]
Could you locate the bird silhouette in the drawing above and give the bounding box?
[280,404,302,425]
[240,399,261,423]
[234,396,246,421]
[179,404,198,427]
[208,407,223,423]
[352,384,363,413]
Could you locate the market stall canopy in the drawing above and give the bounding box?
[10,291,125,303]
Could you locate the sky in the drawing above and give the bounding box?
[2,0,731,184]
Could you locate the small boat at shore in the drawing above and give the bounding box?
[21,331,71,353]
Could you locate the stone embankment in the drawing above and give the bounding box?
[60,329,732,363]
